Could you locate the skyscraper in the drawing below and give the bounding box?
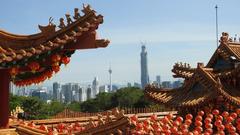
[162,81,172,88]
[32,88,48,101]
[9,82,16,95]
[72,83,80,102]
[99,85,109,93]
[53,82,61,101]
[79,87,83,102]
[108,66,112,92]
[92,77,99,98]
[172,80,183,88]
[61,83,73,103]
[156,75,161,87]
[86,86,92,100]
[140,45,149,88]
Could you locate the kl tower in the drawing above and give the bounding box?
[108,66,112,92]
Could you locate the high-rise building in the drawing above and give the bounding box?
[72,86,83,102]
[72,90,78,102]
[172,80,183,88]
[127,82,132,87]
[53,82,61,101]
[99,85,109,93]
[111,85,118,92]
[60,91,65,103]
[152,81,159,87]
[133,82,141,88]
[61,83,73,103]
[32,88,48,101]
[17,87,26,96]
[156,75,161,87]
[10,82,16,95]
[72,83,79,102]
[140,45,149,88]
[79,87,84,102]
[92,77,99,98]
[86,86,92,100]
[162,81,172,88]
[108,66,112,92]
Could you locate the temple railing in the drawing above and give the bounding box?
[51,107,175,119]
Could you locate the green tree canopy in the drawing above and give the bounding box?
[9,94,25,111]
[10,87,154,118]
[80,87,153,112]
[22,97,43,119]
[112,87,146,108]
[67,101,81,112]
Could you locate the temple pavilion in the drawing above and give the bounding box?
[145,32,240,113]
[0,4,109,128]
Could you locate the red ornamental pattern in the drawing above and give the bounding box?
[28,62,40,73]
[61,56,70,65]
[9,67,19,77]
[15,70,54,86]
[51,54,61,63]
[52,65,60,73]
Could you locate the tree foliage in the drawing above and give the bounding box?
[80,87,153,112]
[112,87,146,107]
[22,97,42,115]
[67,101,81,112]
[10,95,65,120]
[9,94,25,111]
[9,87,153,119]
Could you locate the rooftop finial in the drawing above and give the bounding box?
[197,62,204,68]
[234,34,237,42]
[58,18,65,29]
[48,17,54,25]
[215,5,219,48]
[82,4,94,14]
[220,32,229,44]
[73,8,81,20]
[65,13,73,25]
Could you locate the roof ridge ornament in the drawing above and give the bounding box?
[48,17,54,25]
[65,13,73,25]
[197,62,204,68]
[220,32,229,44]
[82,4,95,14]
[73,8,81,20]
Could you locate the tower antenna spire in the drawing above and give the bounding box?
[215,5,219,48]
[140,41,146,46]
[108,62,112,92]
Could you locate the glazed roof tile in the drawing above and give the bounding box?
[145,64,240,107]
[145,67,217,107]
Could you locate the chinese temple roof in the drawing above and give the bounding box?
[145,32,240,108]
[0,4,109,86]
[207,42,240,68]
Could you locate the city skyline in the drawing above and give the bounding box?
[11,77,183,103]
[1,1,240,85]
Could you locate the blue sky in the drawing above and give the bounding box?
[1,0,240,85]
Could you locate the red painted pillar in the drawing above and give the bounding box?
[0,69,10,128]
